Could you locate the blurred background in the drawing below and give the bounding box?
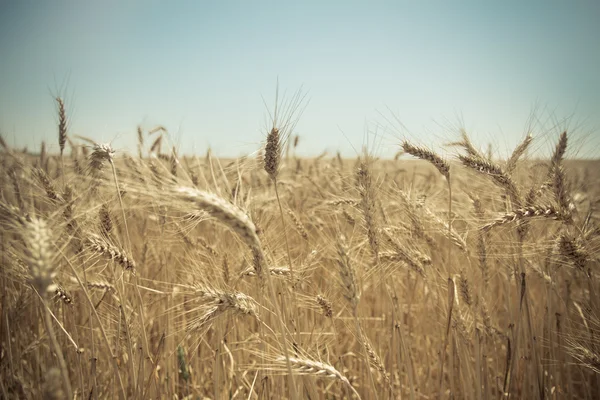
[1,0,599,159]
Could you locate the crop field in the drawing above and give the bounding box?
[1,103,599,399]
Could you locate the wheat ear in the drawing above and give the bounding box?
[482,205,565,231]
[278,356,362,399]
[23,217,73,400]
[166,185,297,397]
[459,154,521,207]
[401,141,450,180]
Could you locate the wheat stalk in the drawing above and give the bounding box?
[56,98,67,156]
[33,168,63,203]
[459,154,521,207]
[287,208,309,241]
[482,205,566,231]
[356,160,381,264]
[137,126,144,158]
[22,217,73,399]
[275,356,361,399]
[188,286,259,331]
[401,141,450,180]
[506,134,533,174]
[87,234,136,272]
[316,295,333,318]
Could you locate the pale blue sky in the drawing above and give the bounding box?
[1,1,599,158]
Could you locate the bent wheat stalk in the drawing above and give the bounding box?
[132,184,298,398]
[277,356,362,399]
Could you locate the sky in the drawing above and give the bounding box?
[1,1,599,159]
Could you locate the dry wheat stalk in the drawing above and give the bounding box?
[61,184,83,253]
[363,337,391,385]
[21,216,73,399]
[553,164,572,215]
[87,233,136,272]
[477,232,489,286]
[448,128,486,159]
[381,229,427,277]
[421,206,468,252]
[86,280,115,292]
[89,143,115,172]
[459,154,521,206]
[148,125,167,135]
[88,142,116,196]
[33,168,63,203]
[263,86,306,181]
[458,270,473,308]
[470,195,490,286]
[506,134,533,174]
[557,233,589,272]
[356,161,380,262]
[222,255,230,285]
[397,190,438,249]
[337,235,360,310]
[264,127,281,180]
[197,237,219,258]
[189,286,259,330]
[452,311,471,345]
[183,209,211,222]
[479,297,495,337]
[327,198,360,207]
[263,89,305,377]
[99,203,113,236]
[4,107,600,400]
[23,217,57,296]
[482,205,566,231]
[240,266,295,281]
[170,146,178,177]
[54,286,73,305]
[342,209,356,226]
[143,183,296,392]
[287,208,309,241]
[316,295,333,318]
[56,97,67,157]
[566,341,600,374]
[137,126,144,158]
[402,141,450,180]
[9,168,26,212]
[539,131,568,194]
[380,251,426,277]
[172,187,261,255]
[0,201,28,228]
[550,131,568,170]
[150,135,162,154]
[40,141,47,170]
[275,356,361,398]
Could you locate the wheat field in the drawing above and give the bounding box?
[1,102,599,399]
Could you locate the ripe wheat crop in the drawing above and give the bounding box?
[0,101,599,399]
